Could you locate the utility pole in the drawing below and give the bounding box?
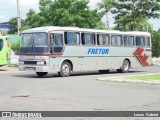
[106,12,110,30]
[17,0,21,35]
[147,25,149,32]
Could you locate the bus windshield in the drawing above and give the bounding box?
[20,33,49,54]
[21,33,48,47]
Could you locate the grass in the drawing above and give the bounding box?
[127,74,160,81]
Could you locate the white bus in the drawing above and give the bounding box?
[19,26,152,77]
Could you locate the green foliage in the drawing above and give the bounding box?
[152,30,160,57]
[99,0,160,31]
[11,40,20,54]
[127,74,160,80]
[97,0,115,13]
[8,17,25,34]
[114,16,154,32]
[8,17,17,34]
[22,0,104,30]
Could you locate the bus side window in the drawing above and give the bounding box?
[97,34,100,45]
[51,33,63,46]
[81,33,85,45]
[117,35,123,46]
[0,39,3,51]
[111,35,116,46]
[124,36,134,46]
[55,34,63,46]
[130,36,134,46]
[136,36,145,47]
[136,36,141,46]
[98,34,110,46]
[124,36,129,46]
[145,37,151,47]
[82,33,95,45]
[141,37,145,46]
[65,32,80,45]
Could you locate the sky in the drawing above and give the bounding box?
[0,0,159,30]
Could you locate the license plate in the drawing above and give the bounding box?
[25,67,35,71]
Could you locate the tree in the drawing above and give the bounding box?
[22,9,45,30]
[97,0,115,14]
[11,40,20,54]
[152,30,160,57]
[8,17,25,34]
[99,0,160,31]
[22,0,105,30]
[114,16,154,32]
[8,17,17,34]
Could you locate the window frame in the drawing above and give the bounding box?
[123,35,134,47]
[135,36,145,47]
[97,33,110,46]
[64,31,80,46]
[81,32,96,46]
[111,34,123,47]
[145,36,151,47]
[50,33,64,47]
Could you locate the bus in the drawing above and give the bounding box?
[19,26,152,77]
[0,36,11,67]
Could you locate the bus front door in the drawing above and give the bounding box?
[50,33,64,54]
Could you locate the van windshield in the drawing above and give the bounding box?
[0,39,3,51]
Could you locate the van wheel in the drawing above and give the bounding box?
[99,70,110,74]
[117,60,130,73]
[36,72,48,77]
[58,62,71,77]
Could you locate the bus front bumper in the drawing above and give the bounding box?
[19,65,49,72]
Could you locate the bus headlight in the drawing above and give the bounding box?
[37,61,46,65]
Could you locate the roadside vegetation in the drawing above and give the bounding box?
[11,40,20,54]
[127,74,160,81]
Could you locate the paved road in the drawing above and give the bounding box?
[0,66,160,119]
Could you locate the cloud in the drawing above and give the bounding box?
[0,0,39,22]
[20,0,39,6]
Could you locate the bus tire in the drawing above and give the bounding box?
[36,72,48,77]
[117,60,130,73]
[99,70,110,74]
[58,61,71,77]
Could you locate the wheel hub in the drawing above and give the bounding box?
[62,64,69,74]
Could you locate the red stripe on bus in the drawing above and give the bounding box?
[19,54,63,56]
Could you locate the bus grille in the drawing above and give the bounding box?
[24,61,37,65]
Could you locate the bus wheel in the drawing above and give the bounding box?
[99,70,110,74]
[36,72,48,77]
[117,60,130,73]
[58,61,71,77]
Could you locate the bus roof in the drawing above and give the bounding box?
[22,26,150,36]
